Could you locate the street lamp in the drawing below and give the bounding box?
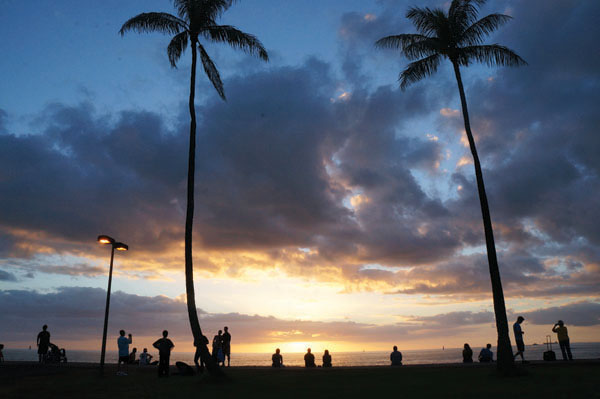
[97,235,128,374]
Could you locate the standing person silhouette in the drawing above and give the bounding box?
[212,330,223,365]
[513,316,528,363]
[552,320,574,361]
[153,330,174,377]
[193,334,209,373]
[36,325,50,363]
[222,326,231,367]
[304,348,316,367]
[117,330,133,375]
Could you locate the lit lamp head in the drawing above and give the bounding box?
[97,235,115,245]
[114,242,129,251]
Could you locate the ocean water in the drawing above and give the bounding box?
[4,342,599,366]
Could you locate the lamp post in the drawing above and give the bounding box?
[97,235,128,374]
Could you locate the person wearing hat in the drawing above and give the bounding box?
[552,320,573,361]
[513,316,528,363]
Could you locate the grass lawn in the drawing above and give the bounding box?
[2,362,599,398]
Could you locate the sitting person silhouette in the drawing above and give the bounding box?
[463,343,473,363]
[272,348,283,368]
[304,348,316,367]
[390,346,403,366]
[139,348,152,365]
[322,350,332,367]
[478,344,493,362]
[129,347,137,364]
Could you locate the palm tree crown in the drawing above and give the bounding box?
[376,0,526,89]
[120,0,268,99]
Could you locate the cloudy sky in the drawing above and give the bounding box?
[1,0,599,354]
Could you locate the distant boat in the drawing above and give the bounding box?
[532,343,538,346]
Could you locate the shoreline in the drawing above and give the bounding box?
[3,358,598,369]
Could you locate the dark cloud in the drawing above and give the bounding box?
[512,302,600,327]
[0,269,17,282]
[0,57,463,274]
[407,311,494,327]
[0,108,7,134]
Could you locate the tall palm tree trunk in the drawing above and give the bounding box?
[185,39,222,376]
[452,61,514,371]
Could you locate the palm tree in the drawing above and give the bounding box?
[376,0,526,371]
[120,0,268,376]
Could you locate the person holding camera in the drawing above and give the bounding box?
[117,330,133,376]
[552,320,573,361]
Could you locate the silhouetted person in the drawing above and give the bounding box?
[478,344,493,363]
[139,348,152,365]
[117,330,133,375]
[153,330,174,377]
[37,325,50,363]
[390,346,403,366]
[193,334,209,373]
[0,344,4,363]
[222,326,232,367]
[272,348,283,367]
[513,316,528,363]
[322,350,332,367]
[304,348,316,367]
[129,347,137,364]
[552,320,573,361]
[462,343,473,363]
[212,330,223,365]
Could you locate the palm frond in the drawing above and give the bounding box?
[375,33,438,61]
[167,31,189,67]
[375,34,429,50]
[119,12,187,36]
[406,7,440,36]
[174,0,234,24]
[457,44,527,67]
[203,25,269,61]
[459,13,512,46]
[449,0,485,33]
[399,54,442,90]
[197,44,225,100]
[403,38,440,60]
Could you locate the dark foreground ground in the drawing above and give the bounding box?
[1,360,599,399]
